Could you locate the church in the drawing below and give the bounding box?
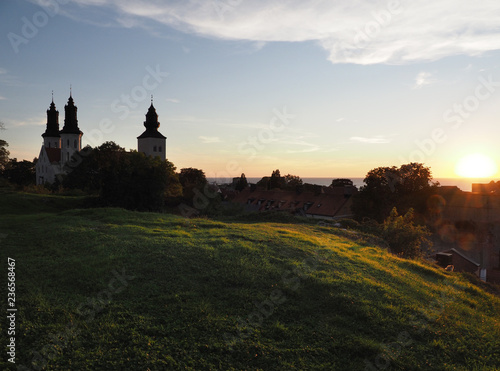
[35,93,166,185]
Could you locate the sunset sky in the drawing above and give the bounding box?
[1,0,500,180]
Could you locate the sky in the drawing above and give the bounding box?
[1,0,500,182]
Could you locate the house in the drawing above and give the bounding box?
[435,248,480,275]
[432,186,500,284]
[231,185,357,220]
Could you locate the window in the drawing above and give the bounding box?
[48,142,51,148]
[158,146,162,152]
[55,141,57,147]
[67,139,69,147]
[153,146,157,152]
[74,139,77,148]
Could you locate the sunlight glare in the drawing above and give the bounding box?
[455,153,498,178]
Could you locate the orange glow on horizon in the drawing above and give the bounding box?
[455,153,498,178]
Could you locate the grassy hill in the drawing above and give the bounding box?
[1,192,499,370]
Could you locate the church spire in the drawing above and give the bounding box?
[42,94,60,138]
[144,100,160,131]
[137,101,166,139]
[60,91,81,134]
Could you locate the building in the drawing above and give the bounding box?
[231,185,357,220]
[137,98,166,160]
[36,93,170,185]
[435,248,480,275]
[432,186,500,283]
[36,93,83,185]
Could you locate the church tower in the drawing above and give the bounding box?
[41,94,61,149]
[137,98,166,161]
[59,91,83,164]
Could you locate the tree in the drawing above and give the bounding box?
[179,168,207,201]
[3,159,35,186]
[62,142,181,208]
[284,174,303,190]
[381,208,432,259]
[63,142,126,192]
[100,152,181,210]
[352,163,438,222]
[234,173,248,191]
[269,169,286,189]
[0,139,9,173]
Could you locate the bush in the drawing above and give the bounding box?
[381,207,432,259]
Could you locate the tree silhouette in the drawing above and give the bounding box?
[0,139,9,173]
[234,173,248,191]
[352,163,438,222]
[179,168,207,200]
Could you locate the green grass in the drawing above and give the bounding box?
[1,192,499,370]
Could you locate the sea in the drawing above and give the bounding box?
[208,177,500,193]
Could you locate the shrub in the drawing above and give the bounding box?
[381,207,432,259]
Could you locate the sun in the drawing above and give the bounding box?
[455,153,498,178]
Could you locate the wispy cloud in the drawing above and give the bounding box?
[0,67,22,87]
[286,147,320,154]
[165,98,179,103]
[279,137,321,153]
[350,136,391,144]
[413,71,435,89]
[199,136,221,143]
[0,96,6,100]
[9,116,45,128]
[46,0,500,65]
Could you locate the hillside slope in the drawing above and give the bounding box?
[1,193,499,370]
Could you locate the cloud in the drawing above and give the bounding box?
[350,136,390,144]
[9,116,45,127]
[0,96,6,100]
[165,98,179,103]
[413,71,435,89]
[286,147,320,154]
[199,136,221,143]
[46,0,500,65]
[280,137,321,153]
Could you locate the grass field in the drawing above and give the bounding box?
[1,192,499,370]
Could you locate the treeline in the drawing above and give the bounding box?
[0,137,36,187]
[0,140,219,212]
[233,163,439,258]
[0,135,444,258]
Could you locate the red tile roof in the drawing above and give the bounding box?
[232,188,355,218]
[45,147,61,163]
